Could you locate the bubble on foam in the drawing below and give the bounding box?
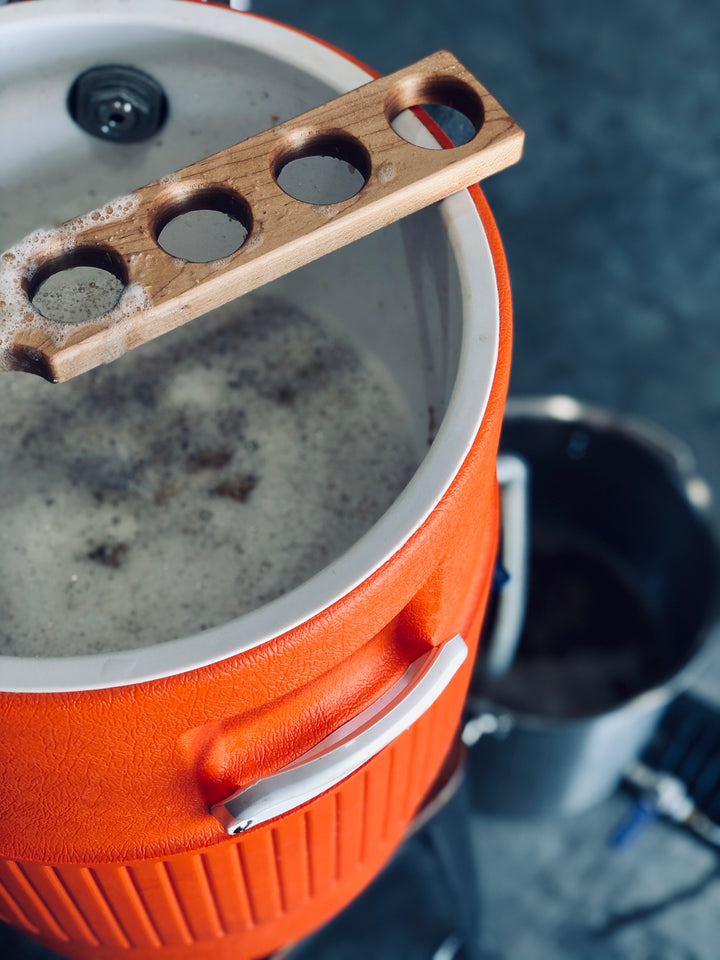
[48,193,140,246]
[377,161,397,184]
[33,270,125,326]
[313,203,341,219]
[242,229,264,254]
[0,228,61,369]
[0,193,143,369]
[99,283,154,365]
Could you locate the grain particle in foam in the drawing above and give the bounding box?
[0,296,420,657]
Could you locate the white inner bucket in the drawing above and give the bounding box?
[0,0,499,691]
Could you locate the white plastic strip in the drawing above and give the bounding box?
[212,634,468,833]
[483,454,530,677]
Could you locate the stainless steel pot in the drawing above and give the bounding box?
[465,396,720,817]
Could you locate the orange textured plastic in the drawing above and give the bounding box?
[0,24,513,960]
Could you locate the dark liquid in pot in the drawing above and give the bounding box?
[480,529,667,717]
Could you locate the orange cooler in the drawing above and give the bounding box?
[0,1,512,957]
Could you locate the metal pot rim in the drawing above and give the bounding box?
[468,394,720,728]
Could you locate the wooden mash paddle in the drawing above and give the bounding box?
[0,51,523,383]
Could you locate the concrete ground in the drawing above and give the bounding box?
[472,791,720,960]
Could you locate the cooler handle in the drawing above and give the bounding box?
[211,634,467,834]
[483,454,530,677]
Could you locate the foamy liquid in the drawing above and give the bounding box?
[0,297,420,657]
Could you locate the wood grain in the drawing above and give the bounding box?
[0,50,524,382]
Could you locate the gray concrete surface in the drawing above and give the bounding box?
[473,793,720,960]
[252,2,720,958]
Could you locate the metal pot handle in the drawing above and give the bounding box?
[483,454,530,678]
[211,634,468,834]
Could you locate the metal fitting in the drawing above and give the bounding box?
[67,65,168,144]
